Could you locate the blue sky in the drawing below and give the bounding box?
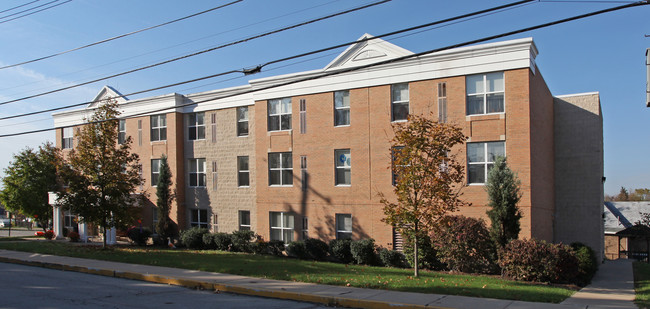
[0,0,648,195]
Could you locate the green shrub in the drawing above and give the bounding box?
[330,239,353,263]
[252,240,269,255]
[180,227,210,249]
[379,248,406,268]
[268,240,285,256]
[499,238,579,284]
[230,230,255,253]
[127,227,152,246]
[44,230,54,240]
[571,242,599,286]
[351,239,377,265]
[202,233,217,249]
[213,233,232,251]
[287,241,309,259]
[304,238,329,261]
[403,234,442,270]
[432,216,498,274]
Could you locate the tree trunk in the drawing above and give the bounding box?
[102,225,107,249]
[414,234,419,277]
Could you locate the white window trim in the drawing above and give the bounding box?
[118,119,126,145]
[239,210,251,231]
[151,159,161,187]
[335,149,351,187]
[188,113,206,141]
[467,142,506,186]
[391,83,409,122]
[150,114,167,142]
[190,209,209,228]
[237,107,249,137]
[270,212,294,242]
[268,98,292,132]
[188,158,206,188]
[269,152,293,187]
[334,90,350,127]
[336,214,352,240]
[466,72,505,116]
[62,127,73,149]
[237,156,250,188]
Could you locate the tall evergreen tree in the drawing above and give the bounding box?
[156,154,175,244]
[486,156,522,248]
[58,100,143,248]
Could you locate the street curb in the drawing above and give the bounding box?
[0,255,450,309]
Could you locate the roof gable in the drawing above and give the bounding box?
[324,33,413,71]
[88,86,128,108]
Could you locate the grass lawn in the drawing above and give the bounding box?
[0,240,576,303]
[634,262,650,308]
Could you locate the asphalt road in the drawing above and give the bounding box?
[0,262,330,309]
[0,228,38,238]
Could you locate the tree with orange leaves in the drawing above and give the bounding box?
[380,114,469,277]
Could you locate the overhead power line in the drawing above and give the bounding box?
[0,0,536,121]
[0,0,390,107]
[1,0,646,138]
[0,0,71,25]
[0,0,243,70]
[0,0,41,14]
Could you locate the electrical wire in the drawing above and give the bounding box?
[0,0,41,15]
[0,0,243,70]
[0,0,535,121]
[0,0,390,107]
[0,0,61,20]
[0,0,71,25]
[2,0,646,138]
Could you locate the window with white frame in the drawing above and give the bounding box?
[237,107,249,136]
[150,114,167,141]
[188,112,205,140]
[151,159,161,186]
[64,210,77,231]
[391,83,409,121]
[190,209,209,228]
[270,212,294,242]
[238,156,250,187]
[300,156,308,191]
[334,90,350,126]
[118,119,126,145]
[438,82,447,123]
[268,152,292,186]
[62,127,73,149]
[188,158,206,187]
[239,210,251,231]
[336,214,352,240]
[268,98,291,131]
[335,149,351,186]
[466,72,504,115]
[467,141,505,184]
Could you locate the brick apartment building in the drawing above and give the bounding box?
[52,35,604,259]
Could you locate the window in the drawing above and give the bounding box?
[64,210,77,231]
[237,107,249,136]
[391,83,409,121]
[466,72,504,115]
[438,83,447,123]
[391,146,405,186]
[137,120,142,146]
[62,127,73,149]
[239,210,251,231]
[238,156,250,187]
[270,212,294,242]
[300,156,308,191]
[118,119,126,145]
[190,209,208,228]
[334,90,350,126]
[302,216,308,240]
[189,158,206,187]
[151,159,161,186]
[150,115,167,141]
[336,214,352,240]
[299,99,306,134]
[268,98,291,131]
[335,149,351,186]
[268,152,293,186]
[188,112,205,140]
[211,161,218,191]
[213,214,218,232]
[211,113,217,143]
[467,142,505,184]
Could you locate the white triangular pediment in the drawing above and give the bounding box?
[87,86,128,108]
[324,33,413,71]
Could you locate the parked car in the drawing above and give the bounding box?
[0,219,11,228]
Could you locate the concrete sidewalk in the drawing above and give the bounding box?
[561,259,637,309]
[0,249,637,309]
